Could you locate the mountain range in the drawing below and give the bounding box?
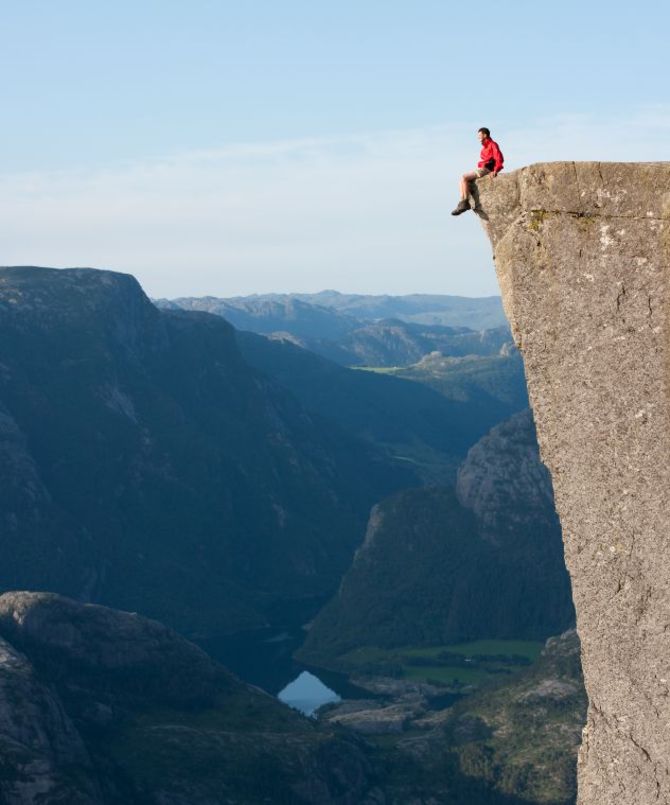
[0,266,580,804]
[157,292,510,367]
[158,290,507,330]
[0,267,414,636]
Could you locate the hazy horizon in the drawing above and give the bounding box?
[159,285,504,301]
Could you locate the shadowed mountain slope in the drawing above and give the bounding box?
[298,411,575,667]
[317,320,513,367]
[0,266,413,636]
[158,294,360,341]
[236,331,527,483]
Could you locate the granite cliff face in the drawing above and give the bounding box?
[0,633,100,804]
[476,162,670,804]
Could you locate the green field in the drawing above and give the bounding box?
[339,639,544,688]
[408,640,542,660]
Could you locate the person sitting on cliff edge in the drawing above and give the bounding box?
[451,127,504,215]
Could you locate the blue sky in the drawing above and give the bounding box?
[2,1,669,297]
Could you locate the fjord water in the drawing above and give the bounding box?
[199,626,372,714]
[278,671,341,716]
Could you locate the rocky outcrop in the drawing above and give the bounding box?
[0,592,385,804]
[443,628,587,805]
[456,409,556,544]
[477,162,670,804]
[0,635,100,804]
[0,591,234,711]
[297,411,573,668]
[317,630,585,805]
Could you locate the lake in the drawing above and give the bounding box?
[198,626,374,715]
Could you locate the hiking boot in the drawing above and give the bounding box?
[451,199,470,216]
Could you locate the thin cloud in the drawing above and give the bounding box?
[1,108,668,298]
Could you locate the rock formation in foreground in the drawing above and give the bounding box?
[319,629,585,805]
[477,162,670,804]
[0,592,383,804]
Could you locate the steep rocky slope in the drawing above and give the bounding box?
[237,330,527,482]
[440,630,586,804]
[313,629,585,805]
[0,592,383,804]
[392,347,527,411]
[477,162,670,804]
[0,633,100,804]
[0,266,412,636]
[298,410,574,667]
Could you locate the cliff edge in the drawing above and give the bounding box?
[476,161,670,804]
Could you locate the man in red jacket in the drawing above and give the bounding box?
[452,127,504,215]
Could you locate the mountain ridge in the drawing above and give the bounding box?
[0,266,414,637]
[157,291,510,366]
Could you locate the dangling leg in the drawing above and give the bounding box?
[452,171,477,215]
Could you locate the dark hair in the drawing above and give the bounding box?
[478,127,491,137]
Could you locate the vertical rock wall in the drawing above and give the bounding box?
[476,162,670,804]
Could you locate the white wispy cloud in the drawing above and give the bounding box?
[1,107,669,299]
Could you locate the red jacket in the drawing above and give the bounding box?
[478,138,504,173]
